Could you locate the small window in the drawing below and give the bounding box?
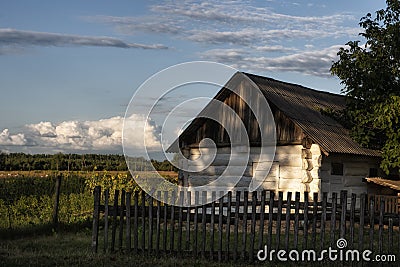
[331,163,343,176]
[369,168,378,177]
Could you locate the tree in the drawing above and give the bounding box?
[331,0,400,174]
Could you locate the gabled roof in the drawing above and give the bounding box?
[168,72,380,157]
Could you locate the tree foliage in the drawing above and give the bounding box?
[331,0,400,174]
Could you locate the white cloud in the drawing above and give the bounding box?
[86,1,357,44]
[0,129,27,146]
[201,45,343,77]
[83,0,359,78]
[0,115,162,154]
[0,28,168,55]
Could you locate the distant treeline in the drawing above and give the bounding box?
[0,152,177,172]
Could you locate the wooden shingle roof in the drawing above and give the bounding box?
[168,72,380,157]
[245,73,380,156]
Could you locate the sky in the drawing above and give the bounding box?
[0,0,387,156]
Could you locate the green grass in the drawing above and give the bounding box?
[0,223,256,267]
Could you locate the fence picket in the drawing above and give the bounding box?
[126,192,131,252]
[330,192,337,248]
[276,191,283,251]
[170,191,175,253]
[186,191,191,251]
[201,191,207,258]
[218,192,224,262]
[193,191,199,257]
[163,192,168,253]
[141,191,146,252]
[389,218,393,254]
[349,193,356,248]
[148,191,154,253]
[119,190,125,250]
[210,191,216,260]
[303,191,309,250]
[267,191,275,251]
[294,192,300,250]
[225,191,232,261]
[134,191,139,253]
[369,197,374,251]
[320,192,327,252]
[90,188,400,262]
[284,191,292,252]
[242,191,249,260]
[311,192,318,247]
[378,197,384,254]
[249,191,257,262]
[111,190,119,252]
[156,191,161,256]
[91,186,101,253]
[258,190,266,252]
[359,193,366,252]
[103,189,109,253]
[233,191,240,261]
[340,190,347,239]
[178,191,184,255]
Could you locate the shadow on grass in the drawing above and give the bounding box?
[0,219,93,240]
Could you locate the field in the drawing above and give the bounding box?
[0,170,212,267]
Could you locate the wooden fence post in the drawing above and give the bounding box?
[303,191,309,250]
[369,197,374,251]
[330,192,337,248]
[293,192,300,250]
[275,191,283,251]
[284,191,292,252]
[339,190,347,239]
[258,190,266,252]
[126,191,132,252]
[225,191,232,261]
[210,191,216,260]
[218,192,224,262]
[91,186,101,253]
[358,193,366,252]
[134,191,139,253]
[267,191,275,251]
[378,197,384,254]
[103,189,109,253]
[233,191,240,261]
[156,191,161,256]
[193,191,199,257]
[249,191,257,262]
[349,193,356,248]
[311,192,318,247]
[119,190,125,250]
[52,174,62,230]
[111,190,119,252]
[242,191,249,260]
[320,192,327,252]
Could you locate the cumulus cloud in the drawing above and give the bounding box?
[0,28,168,54]
[0,115,162,154]
[0,129,28,146]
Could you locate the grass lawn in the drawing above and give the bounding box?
[0,224,254,267]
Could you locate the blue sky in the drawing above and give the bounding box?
[0,0,387,155]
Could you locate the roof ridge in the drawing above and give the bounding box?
[242,72,344,98]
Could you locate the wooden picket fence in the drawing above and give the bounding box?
[91,187,400,263]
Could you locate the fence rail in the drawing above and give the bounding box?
[91,187,400,263]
